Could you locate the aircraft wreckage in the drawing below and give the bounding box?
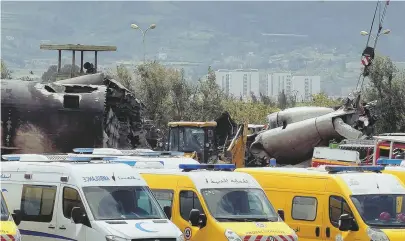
[1,73,151,154]
[248,94,377,166]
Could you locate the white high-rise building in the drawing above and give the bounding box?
[267,73,293,100]
[292,76,321,101]
[215,69,260,98]
[266,73,321,101]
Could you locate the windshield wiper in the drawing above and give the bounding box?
[215,217,243,222]
[241,217,275,222]
[216,217,275,222]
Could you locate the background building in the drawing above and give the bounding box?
[267,72,293,100]
[292,75,321,101]
[215,69,260,98]
[265,73,321,101]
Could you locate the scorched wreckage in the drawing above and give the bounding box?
[1,73,148,154]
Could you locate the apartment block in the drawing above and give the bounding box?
[266,73,321,101]
[215,69,260,98]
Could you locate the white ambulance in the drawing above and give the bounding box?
[68,148,200,169]
[1,154,185,241]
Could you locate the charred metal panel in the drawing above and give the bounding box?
[1,74,148,155]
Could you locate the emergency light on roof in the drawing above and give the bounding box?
[377,159,405,166]
[73,148,123,155]
[135,151,185,157]
[179,164,236,172]
[113,159,164,167]
[324,165,385,173]
[65,156,116,162]
[2,154,50,162]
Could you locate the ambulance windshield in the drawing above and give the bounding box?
[351,194,405,228]
[1,193,10,221]
[82,186,166,220]
[201,188,279,222]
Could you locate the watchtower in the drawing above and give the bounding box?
[40,44,117,80]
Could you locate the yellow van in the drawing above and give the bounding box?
[377,159,405,184]
[1,190,22,241]
[236,165,405,241]
[137,164,298,241]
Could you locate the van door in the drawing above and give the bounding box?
[175,189,209,241]
[18,184,59,241]
[56,185,89,241]
[323,195,362,241]
[285,194,325,241]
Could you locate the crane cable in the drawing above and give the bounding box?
[355,0,390,92]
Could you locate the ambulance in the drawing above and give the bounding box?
[69,148,199,169]
[0,190,21,241]
[132,163,298,241]
[1,154,185,241]
[236,165,405,241]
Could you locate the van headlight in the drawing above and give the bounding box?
[105,235,130,241]
[367,227,390,241]
[225,229,242,241]
[176,233,185,241]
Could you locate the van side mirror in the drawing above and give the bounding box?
[338,214,353,231]
[277,209,285,221]
[189,209,200,226]
[163,206,172,219]
[12,210,22,226]
[71,207,85,224]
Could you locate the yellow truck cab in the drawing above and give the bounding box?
[1,190,22,241]
[135,163,298,241]
[377,159,405,184]
[236,165,405,241]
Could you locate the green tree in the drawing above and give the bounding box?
[277,90,288,110]
[1,59,12,79]
[134,61,172,129]
[107,64,134,91]
[223,98,279,124]
[169,68,194,120]
[191,66,225,121]
[365,56,405,133]
[41,64,80,82]
[309,93,342,107]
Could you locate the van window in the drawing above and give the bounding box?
[151,189,174,209]
[63,187,84,219]
[292,196,317,221]
[179,190,204,221]
[21,185,57,222]
[329,196,353,227]
[1,193,10,221]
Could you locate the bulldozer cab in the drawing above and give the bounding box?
[167,122,218,163]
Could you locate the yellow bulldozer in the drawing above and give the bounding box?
[164,118,249,168]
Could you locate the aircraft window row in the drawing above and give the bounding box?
[292,196,317,221]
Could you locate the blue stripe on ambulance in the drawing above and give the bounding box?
[20,229,77,241]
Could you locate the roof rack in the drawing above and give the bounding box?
[1,154,114,163]
[115,160,165,169]
[179,164,236,172]
[72,148,183,157]
[324,165,385,173]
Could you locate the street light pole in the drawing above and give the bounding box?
[360,29,391,48]
[130,23,156,63]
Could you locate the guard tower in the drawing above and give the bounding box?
[40,44,117,80]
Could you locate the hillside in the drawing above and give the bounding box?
[1,1,404,94]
